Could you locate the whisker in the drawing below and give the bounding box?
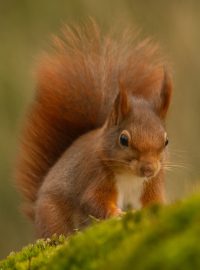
[101,158,129,165]
[163,164,187,168]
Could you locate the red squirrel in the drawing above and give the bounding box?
[16,21,173,238]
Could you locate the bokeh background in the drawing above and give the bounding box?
[0,0,200,259]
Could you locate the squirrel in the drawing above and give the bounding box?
[15,21,173,238]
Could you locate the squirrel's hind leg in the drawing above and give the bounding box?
[35,195,74,238]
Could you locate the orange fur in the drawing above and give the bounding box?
[15,20,173,237]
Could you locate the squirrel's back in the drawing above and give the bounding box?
[15,20,170,218]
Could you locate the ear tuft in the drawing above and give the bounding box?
[108,81,131,126]
[156,67,173,119]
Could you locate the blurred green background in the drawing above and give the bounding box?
[0,0,200,259]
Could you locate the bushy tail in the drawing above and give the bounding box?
[15,22,108,218]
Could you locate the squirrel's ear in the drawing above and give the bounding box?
[108,82,131,126]
[155,68,173,119]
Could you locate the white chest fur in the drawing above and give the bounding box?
[115,173,145,211]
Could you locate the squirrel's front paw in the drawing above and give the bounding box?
[108,207,124,218]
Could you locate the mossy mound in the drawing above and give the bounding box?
[1,194,200,270]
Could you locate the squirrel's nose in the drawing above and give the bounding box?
[140,163,155,178]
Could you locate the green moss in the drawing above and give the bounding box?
[1,194,200,270]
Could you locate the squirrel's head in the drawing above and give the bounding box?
[102,69,172,180]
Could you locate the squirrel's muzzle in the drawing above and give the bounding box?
[139,162,157,178]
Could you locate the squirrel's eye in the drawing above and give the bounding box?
[165,137,169,146]
[164,132,169,147]
[119,131,130,147]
